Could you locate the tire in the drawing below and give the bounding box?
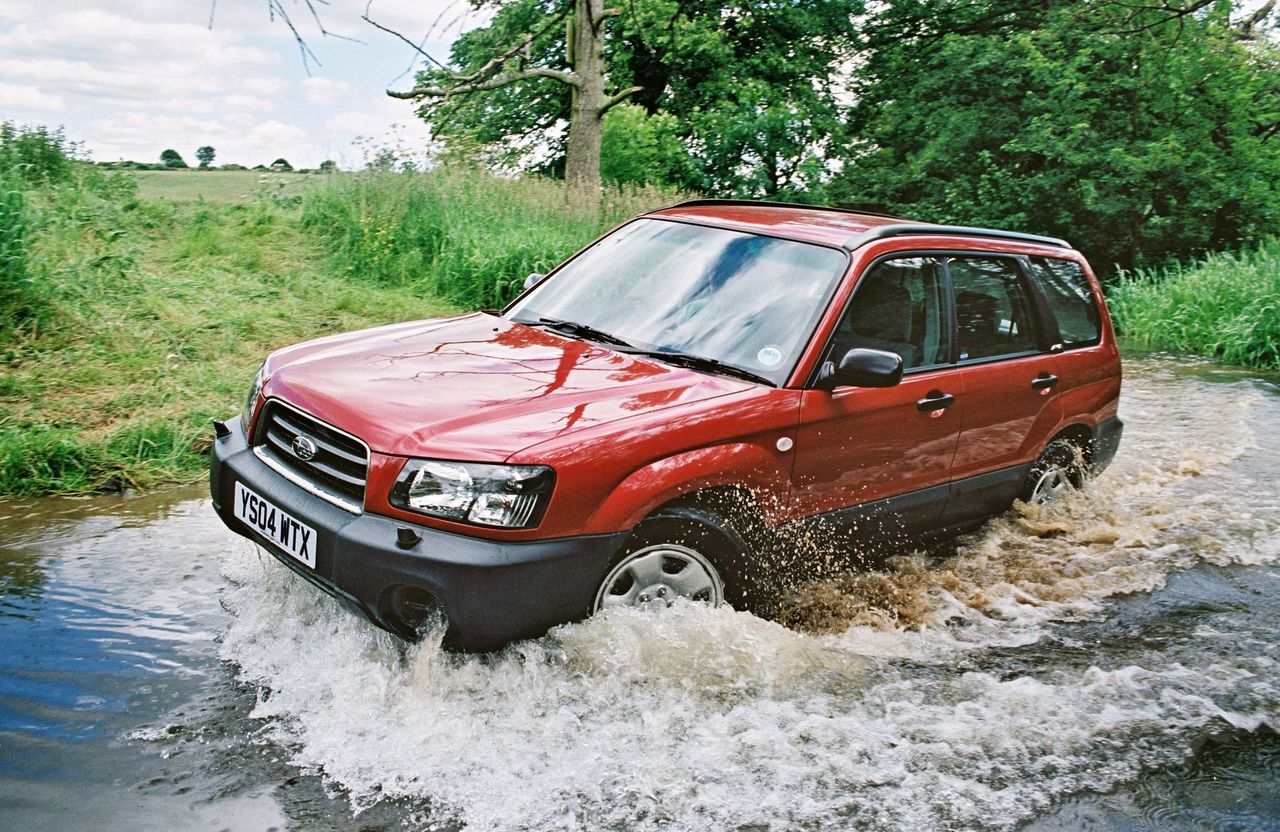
[591,507,760,614]
[1022,438,1087,505]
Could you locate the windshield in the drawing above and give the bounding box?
[506,219,848,386]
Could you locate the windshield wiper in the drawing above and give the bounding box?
[520,317,635,348]
[623,349,777,387]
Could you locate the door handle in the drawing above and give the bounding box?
[916,390,955,411]
[1031,373,1059,390]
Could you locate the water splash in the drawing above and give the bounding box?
[216,359,1280,831]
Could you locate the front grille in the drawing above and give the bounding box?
[253,401,369,512]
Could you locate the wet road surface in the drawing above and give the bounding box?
[1,355,1277,831]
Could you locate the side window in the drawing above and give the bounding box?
[831,256,947,372]
[948,256,1039,361]
[1029,257,1102,348]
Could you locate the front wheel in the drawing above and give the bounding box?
[591,509,750,614]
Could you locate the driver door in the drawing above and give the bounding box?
[791,255,961,533]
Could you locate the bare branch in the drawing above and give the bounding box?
[598,85,643,115]
[1234,0,1277,39]
[448,5,572,86]
[389,67,581,100]
[362,3,450,71]
[593,7,622,35]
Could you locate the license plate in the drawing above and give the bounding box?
[234,482,317,569]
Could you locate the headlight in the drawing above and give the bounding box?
[241,364,265,429]
[390,460,555,528]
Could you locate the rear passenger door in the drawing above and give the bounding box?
[942,254,1061,523]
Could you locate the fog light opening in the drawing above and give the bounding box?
[385,586,447,640]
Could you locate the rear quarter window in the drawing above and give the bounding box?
[1029,257,1102,348]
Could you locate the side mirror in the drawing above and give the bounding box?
[817,348,903,390]
[523,272,546,291]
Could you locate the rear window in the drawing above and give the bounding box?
[1029,257,1102,348]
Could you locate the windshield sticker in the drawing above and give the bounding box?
[757,346,784,367]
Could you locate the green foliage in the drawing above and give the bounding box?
[600,104,690,186]
[0,122,76,184]
[299,169,681,308]
[0,152,455,495]
[1110,239,1280,370]
[836,1,1280,275]
[196,145,216,168]
[319,159,338,173]
[160,148,188,168]
[416,0,862,196]
[0,173,35,328]
[271,158,293,172]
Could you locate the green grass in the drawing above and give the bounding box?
[0,162,680,497]
[0,172,456,496]
[7,148,1278,497]
[127,169,319,204]
[300,170,682,308]
[1109,239,1280,370]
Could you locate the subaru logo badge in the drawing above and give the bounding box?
[291,435,317,461]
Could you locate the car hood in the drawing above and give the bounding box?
[261,312,752,459]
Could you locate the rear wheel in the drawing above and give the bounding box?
[1023,438,1087,505]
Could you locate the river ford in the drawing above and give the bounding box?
[1,355,1277,831]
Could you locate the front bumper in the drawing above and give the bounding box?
[210,417,627,651]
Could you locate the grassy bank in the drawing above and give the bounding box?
[300,170,679,308]
[1,164,456,496]
[1,149,677,496]
[1109,239,1280,371]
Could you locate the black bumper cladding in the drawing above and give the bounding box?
[210,417,626,651]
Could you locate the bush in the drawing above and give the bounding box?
[160,148,187,168]
[1109,239,1280,370]
[299,169,681,308]
[0,122,76,184]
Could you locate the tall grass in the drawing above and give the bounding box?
[1109,239,1280,370]
[0,173,34,326]
[300,170,683,308]
[1,165,457,496]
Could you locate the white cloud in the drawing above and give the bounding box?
[0,0,475,167]
[302,77,355,105]
[0,82,64,113]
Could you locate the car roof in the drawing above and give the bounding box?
[648,199,1073,252]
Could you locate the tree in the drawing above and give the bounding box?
[270,158,293,171]
[318,159,338,173]
[195,145,216,168]
[159,148,187,169]
[383,0,637,212]
[834,0,1280,273]
[387,0,861,202]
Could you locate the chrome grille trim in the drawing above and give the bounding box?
[252,399,370,515]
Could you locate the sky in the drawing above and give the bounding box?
[0,0,482,169]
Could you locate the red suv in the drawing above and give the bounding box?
[211,200,1122,650]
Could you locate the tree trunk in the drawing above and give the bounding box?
[564,0,605,215]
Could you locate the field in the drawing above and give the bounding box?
[1,169,459,495]
[3,144,1278,497]
[127,169,318,203]
[0,163,675,496]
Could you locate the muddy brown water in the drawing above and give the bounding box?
[1,355,1277,831]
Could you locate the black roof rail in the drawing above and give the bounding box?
[656,198,907,221]
[653,199,1072,250]
[846,223,1072,250]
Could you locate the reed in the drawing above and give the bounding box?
[1109,239,1280,370]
